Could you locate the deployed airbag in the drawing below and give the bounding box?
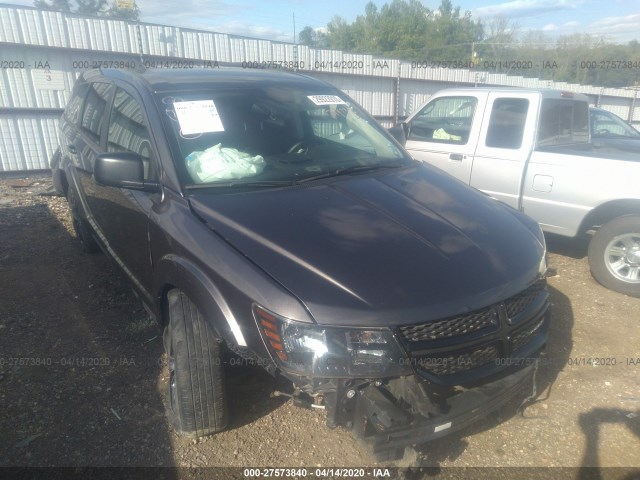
[186,144,265,183]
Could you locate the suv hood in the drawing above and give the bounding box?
[188,165,544,326]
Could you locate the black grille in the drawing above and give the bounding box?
[512,317,546,352]
[399,308,497,342]
[415,344,499,376]
[400,279,548,380]
[504,280,546,320]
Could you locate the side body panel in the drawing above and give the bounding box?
[521,149,640,236]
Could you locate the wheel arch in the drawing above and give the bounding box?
[579,199,640,235]
[154,254,248,348]
[53,166,69,196]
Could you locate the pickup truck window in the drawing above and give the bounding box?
[537,99,589,147]
[486,98,529,149]
[408,96,476,145]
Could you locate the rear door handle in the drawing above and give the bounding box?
[449,153,463,161]
[67,144,77,154]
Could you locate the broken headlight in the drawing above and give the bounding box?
[254,305,411,378]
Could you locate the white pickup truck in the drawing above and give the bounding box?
[391,87,640,297]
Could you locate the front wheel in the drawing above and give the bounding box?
[588,215,640,297]
[164,290,229,437]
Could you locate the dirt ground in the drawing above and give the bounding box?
[0,174,638,477]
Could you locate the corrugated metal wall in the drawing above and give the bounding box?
[1,5,638,172]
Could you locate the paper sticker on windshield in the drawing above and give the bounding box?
[174,100,224,135]
[307,95,346,106]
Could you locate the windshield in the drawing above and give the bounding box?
[156,86,408,188]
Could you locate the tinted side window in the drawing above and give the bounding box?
[81,82,113,142]
[486,98,529,149]
[64,80,89,126]
[408,96,476,145]
[108,88,157,180]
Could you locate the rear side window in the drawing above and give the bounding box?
[486,98,529,149]
[64,80,89,126]
[408,96,476,145]
[537,99,589,147]
[81,82,113,142]
[107,88,157,180]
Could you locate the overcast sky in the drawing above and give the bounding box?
[7,0,640,43]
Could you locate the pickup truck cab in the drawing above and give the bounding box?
[397,88,640,297]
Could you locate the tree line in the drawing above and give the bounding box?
[34,0,139,21]
[299,0,640,88]
[33,0,639,88]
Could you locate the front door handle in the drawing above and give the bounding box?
[67,144,77,154]
[449,153,463,161]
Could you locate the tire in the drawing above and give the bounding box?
[588,215,640,297]
[50,148,66,196]
[164,290,228,437]
[67,185,100,253]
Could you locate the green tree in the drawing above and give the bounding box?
[323,0,483,61]
[374,0,430,58]
[424,0,483,62]
[34,0,71,12]
[326,15,356,50]
[477,15,519,72]
[34,0,139,20]
[74,0,108,16]
[298,26,328,48]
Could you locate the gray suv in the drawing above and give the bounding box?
[52,67,550,460]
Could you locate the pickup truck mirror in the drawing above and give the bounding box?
[94,152,160,193]
[388,123,408,146]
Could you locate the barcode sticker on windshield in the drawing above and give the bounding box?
[307,95,346,106]
[174,100,225,135]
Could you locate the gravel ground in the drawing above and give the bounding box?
[0,174,638,478]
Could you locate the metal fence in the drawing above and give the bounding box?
[1,4,638,172]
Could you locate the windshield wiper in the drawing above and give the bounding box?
[185,180,293,190]
[295,162,405,184]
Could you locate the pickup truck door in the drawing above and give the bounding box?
[404,93,486,184]
[469,93,539,209]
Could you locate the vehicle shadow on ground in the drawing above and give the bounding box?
[545,232,590,259]
[577,407,640,479]
[406,284,574,469]
[0,202,177,471]
[223,358,291,430]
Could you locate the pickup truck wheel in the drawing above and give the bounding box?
[67,186,100,253]
[165,290,229,437]
[588,216,640,297]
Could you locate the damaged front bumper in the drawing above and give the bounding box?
[352,363,535,461]
[257,280,551,460]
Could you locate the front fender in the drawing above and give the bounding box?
[153,253,247,347]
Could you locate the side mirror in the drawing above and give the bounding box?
[94,152,160,192]
[388,123,408,146]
